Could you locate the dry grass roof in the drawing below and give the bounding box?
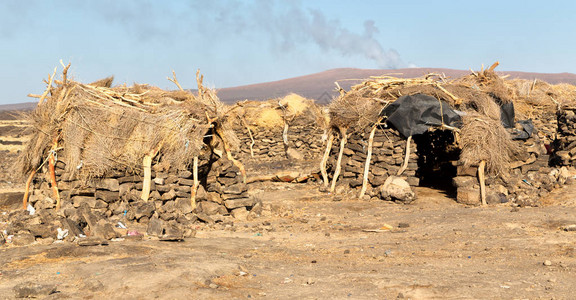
[18,66,238,180]
[329,62,521,176]
[229,93,328,131]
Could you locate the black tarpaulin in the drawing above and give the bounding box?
[382,94,462,138]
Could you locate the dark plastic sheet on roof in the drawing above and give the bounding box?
[381,93,533,140]
[381,93,462,138]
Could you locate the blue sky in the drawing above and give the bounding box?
[1,0,575,104]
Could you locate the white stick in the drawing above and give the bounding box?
[330,127,348,192]
[397,136,412,176]
[320,130,334,187]
[190,156,199,211]
[478,160,487,206]
[360,126,377,198]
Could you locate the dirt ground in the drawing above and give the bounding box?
[1,110,575,299]
[1,180,576,299]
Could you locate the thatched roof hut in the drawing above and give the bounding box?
[322,62,549,205]
[327,62,517,178]
[19,68,239,181]
[227,93,328,164]
[230,93,327,130]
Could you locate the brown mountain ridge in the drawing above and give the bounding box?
[2,67,576,110]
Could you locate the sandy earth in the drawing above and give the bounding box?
[1,181,576,299]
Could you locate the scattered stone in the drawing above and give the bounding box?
[198,201,227,215]
[286,147,304,161]
[13,282,57,298]
[224,198,255,209]
[160,224,184,241]
[231,207,249,220]
[543,260,552,266]
[380,176,415,203]
[91,221,118,240]
[398,222,410,228]
[196,213,215,225]
[78,237,109,246]
[147,216,164,237]
[457,188,480,206]
[562,224,576,231]
[12,232,36,246]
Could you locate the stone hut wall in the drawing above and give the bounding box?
[22,154,258,242]
[235,125,325,162]
[327,126,559,206]
[326,127,419,198]
[552,108,576,166]
[454,132,555,207]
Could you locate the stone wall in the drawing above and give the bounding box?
[14,154,258,244]
[454,132,556,207]
[235,125,325,162]
[552,108,576,166]
[327,125,560,206]
[326,127,419,200]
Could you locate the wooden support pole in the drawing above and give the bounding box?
[359,126,377,198]
[478,160,487,206]
[241,117,255,157]
[141,154,153,201]
[282,122,289,147]
[320,130,334,187]
[330,127,348,193]
[48,151,61,210]
[397,136,412,176]
[190,156,199,211]
[22,170,37,210]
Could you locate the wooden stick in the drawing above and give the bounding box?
[397,136,412,176]
[37,67,57,107]
[487,61,499,72]
[140,154,153,201]
[196,69,204,98]
[282,122,289,147]
[330,127,348,192]
[60,60,71,85]
[48,151,61,210]
[359,126,377,198]
[217,128,247,183]
[190,156,199,211]
[241,118,255,157]
[478,160,487,206]
[167,70,184,91]
[22,169,37,210]
[320,129,334,187]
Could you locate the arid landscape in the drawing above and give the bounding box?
[1,67,576,300]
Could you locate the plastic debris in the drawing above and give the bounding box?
[127,230,142,236]
[116,222,127,229]
[27,204,36,215]
[56,228,69,240]
[363,224,394,232]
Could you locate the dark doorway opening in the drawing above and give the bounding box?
[413,130,460,198]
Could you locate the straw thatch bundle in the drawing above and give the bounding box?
[230,93,327,130]
[19,67,239,180]
[328,62,518,177]
[506,79,576,119]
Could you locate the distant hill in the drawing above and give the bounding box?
[3,68,576,109]
[215,68,576,104]
[0,102,36,112]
